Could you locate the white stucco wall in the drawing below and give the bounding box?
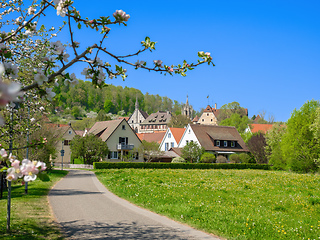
[160,129,178,151]
[178,125,200,148]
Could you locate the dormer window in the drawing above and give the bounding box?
[224,141,228,147]
[216,140,220,146]
[231,141,235,147]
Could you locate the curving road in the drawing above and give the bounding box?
[49,169,222,240]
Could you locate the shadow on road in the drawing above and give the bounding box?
[60,220,192,240]
[50,189,102,196]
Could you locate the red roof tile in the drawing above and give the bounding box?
[250,124,274,134]
[136,131,166,144]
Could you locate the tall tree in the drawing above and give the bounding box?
[281,100,320,172]
[168,114,191,128]
[70,134,109,165]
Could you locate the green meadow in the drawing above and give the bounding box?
[95,169,320,240]
[0,170,68,239]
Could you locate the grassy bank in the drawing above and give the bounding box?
[95,169,320,240]
[0,170,68,239]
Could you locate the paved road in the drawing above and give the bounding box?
[49,169,222,240]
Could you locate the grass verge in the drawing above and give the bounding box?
[95,169,320,240]
[0,170,68,239]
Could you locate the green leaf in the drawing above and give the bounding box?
[78,22,81,29]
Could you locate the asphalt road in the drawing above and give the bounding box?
[49,169,222,240]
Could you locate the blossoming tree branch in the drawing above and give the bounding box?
[0,0,214,180]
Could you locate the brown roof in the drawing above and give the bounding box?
[118,117,129,121]
[136,131,166,144]
[75,130,85,136]
[88,119,124,142]
[192,115,199,122]
[250,124,274,134]
[140,111,172,125]
[169,147,182,156]
[169,128,185,144]
[190,124,249,152]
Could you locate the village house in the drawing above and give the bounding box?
[88,119,143,162]
[51,123,80,165]
[127,98,149,133]
[160,127,185,151]
[139,111,172,133]
[178,124,249,160]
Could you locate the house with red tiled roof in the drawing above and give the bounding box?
[197,104,220,126]
[136,131,166,144]
[245,124,274,134]
[178,124,249,160]
[160,127,186,151]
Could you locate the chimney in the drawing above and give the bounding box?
[215,103,217,109]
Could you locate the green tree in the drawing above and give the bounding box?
[168,114,191,128]
[281,100,320,172]
[219,113,250,134]
[96,110,111,121]
[265,123,286,169]
[181,142,205,163]
[70,134,109,165]
[218,101,248,121]
[138,140,162,162]
[71,106,81,119]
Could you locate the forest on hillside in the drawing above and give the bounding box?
[49,79,196,120]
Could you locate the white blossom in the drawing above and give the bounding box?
[113,10,130,22]
[27,7,36,15]
[64,73,78,87]
[45,87,56,101]
[135,60,145,68]
[34,70,48,85]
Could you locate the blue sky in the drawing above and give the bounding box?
[46,0,320,122]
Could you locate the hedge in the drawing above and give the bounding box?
[93,162,270,170]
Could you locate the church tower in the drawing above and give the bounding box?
[182,95,193,119]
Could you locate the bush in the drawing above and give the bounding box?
[93,162,270,170]
[73,158,84,164]
[229,154,241,163]
[239,153,255,163]
[216,155,228,163]
[171,157,186,163]
[200,152,216,163]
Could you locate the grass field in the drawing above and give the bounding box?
[0,170,68,240]
[95,169,320,240]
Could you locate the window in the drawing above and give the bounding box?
[188,129,191,133]
[190,140,193,143]
[109,151,118,159]
[224,141,228,147]
[216,140,220,147]
[186,140,189,144]
[171,142,174,148]
[168,133,171,138]
[211,119,213,122]
[132,120,134,123]
[64,140,71,145]
[68,130,72,135]
[165,143,169,151]
[207,113,209,116]
[231,141,235,147]
[202,119,204,122]
[122,125,126,130]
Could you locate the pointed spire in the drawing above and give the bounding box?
[186,95,189,106]
[135,96,139,110]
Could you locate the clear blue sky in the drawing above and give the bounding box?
[47,0,320,122]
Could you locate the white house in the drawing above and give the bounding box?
[160,127,185,151]
[178,124,249,159]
